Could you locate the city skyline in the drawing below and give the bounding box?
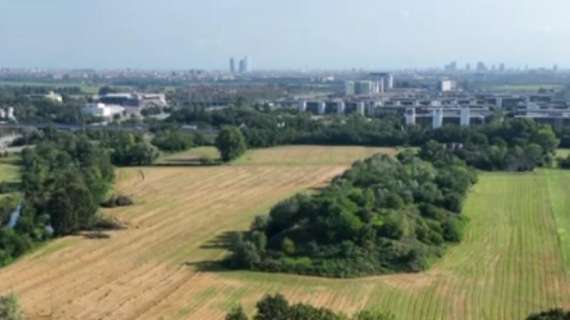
[1,0,570,70]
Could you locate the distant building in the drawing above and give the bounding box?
[239,57,249,73]
[230,58,236,74]
[97,92,168,108]
[439,79,457,92]
[354,80,380,95]
[28,91,63,103]
[344,81,355,96]
[369,72,394,92]
[82,103,124,120]
[444,61,457,72]
[476,61,487,72]
[465,63,471,71]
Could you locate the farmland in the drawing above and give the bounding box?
[0,146,569,319]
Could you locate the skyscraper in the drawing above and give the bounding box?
[229,58,236,74]
[476,62,487,72]
[239,57,249,73]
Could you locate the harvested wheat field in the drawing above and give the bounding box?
[1,146,570,320]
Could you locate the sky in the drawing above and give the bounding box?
[1,0,569,70]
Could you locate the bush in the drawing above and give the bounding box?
[527,309,570,320]
[101,195,134,208]
[0,294,23,320]
[226,306,248,320]
[225,294,393,320]
[559,156,570,169]
[93,215,127,230]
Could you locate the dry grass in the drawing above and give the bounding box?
[1,147,569,320]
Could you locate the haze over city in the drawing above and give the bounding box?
[1,0,570,70]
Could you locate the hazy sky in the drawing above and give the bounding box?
[1,0,569,70]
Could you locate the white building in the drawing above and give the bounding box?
[439,80,457,92]
[45,91,63,103]
[82,103,124,120]
[345,81,355,96]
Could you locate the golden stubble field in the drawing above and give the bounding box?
[1,146,570,320]
[0,146,394,320]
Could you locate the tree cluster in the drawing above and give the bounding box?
[87,131,159,166]
[227,151,476,277]
[527,309,570,320]
[21,132,115,235]
[151,130,194,152]
[226,294,394,320]
[422,118,559,171]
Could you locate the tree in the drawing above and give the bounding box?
[47,173,98,235]
[527,309,570,320]
[0,294,24,320]
[353,310,396,320]
[226,306,249,320]
[216,127,247,162]
[254,294,290,320]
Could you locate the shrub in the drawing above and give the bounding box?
[527,309,570,320]
[226,294,393,320]
[0,294,24,320]
[226,306,248,320]
[101,195,134,208]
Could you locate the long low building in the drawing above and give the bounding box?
[82,103,124,120]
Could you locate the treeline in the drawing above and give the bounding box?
[226,294,394,320]
[527,309,570,320]
[424,119,559,171]
[1,132,115,266]
[227,148,477,277]
[168,106,559,171]
[0,85,92,124]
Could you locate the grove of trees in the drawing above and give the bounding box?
[227,148,477,277]
[226,294,394,320]
[1,131,115,266]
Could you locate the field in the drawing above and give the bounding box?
[1,146,570,319]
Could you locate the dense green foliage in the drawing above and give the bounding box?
[0,85,94,124]
[87,131,159,166]
[527,309,570,320]
[151,130,194,152]
[228,150,476,277]
[1,131,115,266]
[558,155,570,169]
[226,294,394,320]
[216,127,248,162]
[425,119,559,171]
[169,106,558,171]
[0,294,24,320]
[21,132,114,235]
